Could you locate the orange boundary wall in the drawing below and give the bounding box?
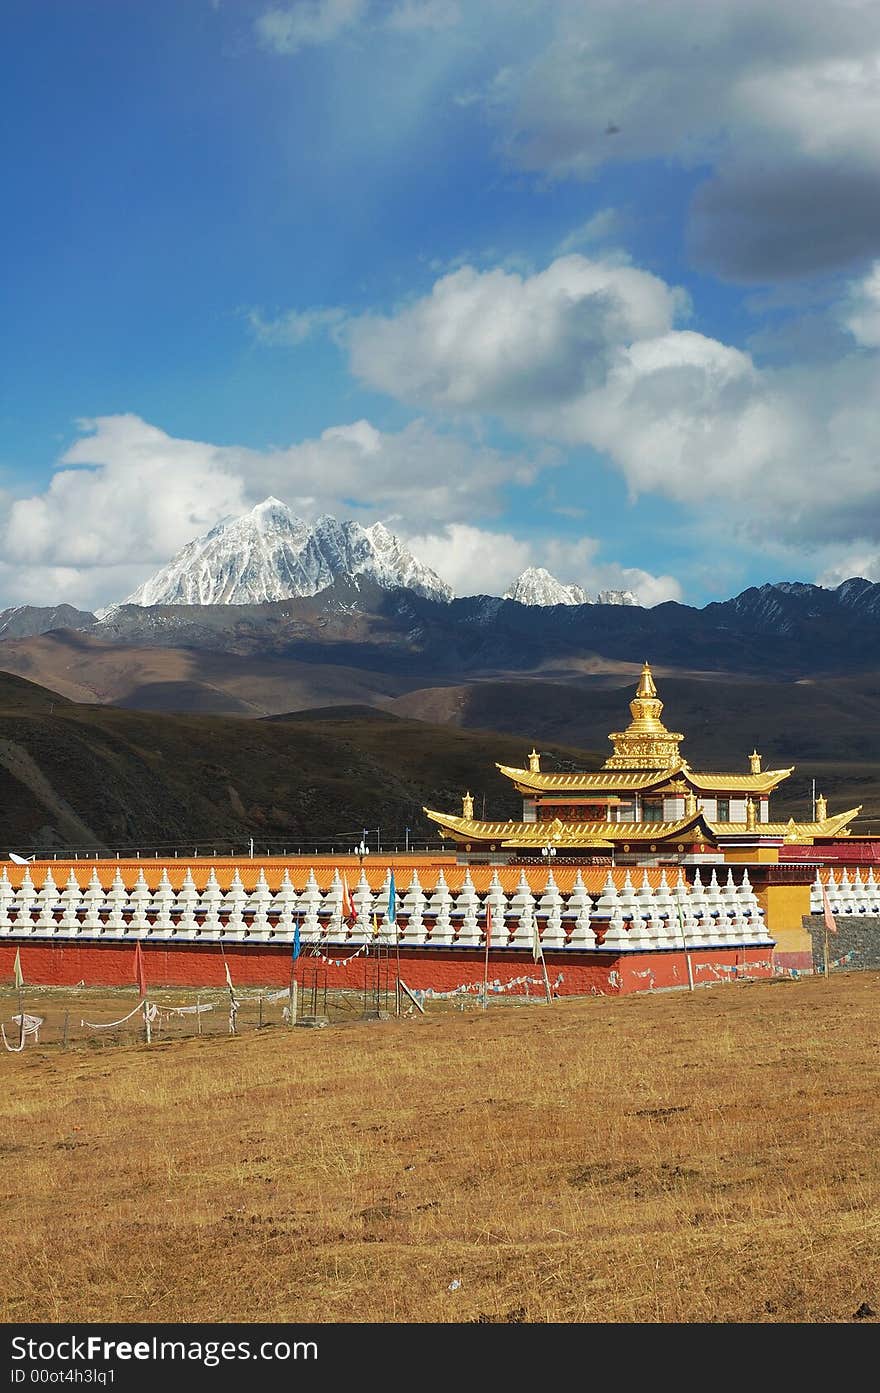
[0,941,775,997]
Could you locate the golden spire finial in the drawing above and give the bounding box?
[462,790,474,819]
[815,793,827,823]
[602,659,685,770]
[749,749,762,774]
[784,816,799,843]
[528,748,540,772]
[684,789,698,817]
[745,797,757,830]
[636,661,657,699]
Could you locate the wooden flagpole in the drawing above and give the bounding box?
[538,940,553,1005]
[394,914,401,1017]
[676,900,695,992]
[481,902,491,1010]
[289,917,300,1026]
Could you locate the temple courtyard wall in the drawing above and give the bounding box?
[4,855,875,995]
[0,940,774,997]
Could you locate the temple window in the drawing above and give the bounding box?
[717,798,730,821]
[617,801,636,822]
[642,800,663,822]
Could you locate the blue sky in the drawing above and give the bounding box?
[3,0,880,610]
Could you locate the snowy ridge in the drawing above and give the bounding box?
[503,567,639,607]
[504,568,589,606]
[117,498,454,608]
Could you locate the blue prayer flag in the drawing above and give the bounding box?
[388,869,396,923]
[293,921,301,960]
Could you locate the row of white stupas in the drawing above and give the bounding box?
[810,868,880,915]
[0,866,772,950]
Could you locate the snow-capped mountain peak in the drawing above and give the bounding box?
[596,588,639,606]
[504,567,589,606]
[502,568,640,607]
[118,499,454,608]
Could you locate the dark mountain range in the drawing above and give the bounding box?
[4,574,880,682]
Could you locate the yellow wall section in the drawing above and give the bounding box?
[756,883,813,954]
[723,847,779,863]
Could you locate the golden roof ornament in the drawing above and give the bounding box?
[462,790,474,820]
[745,797,757,831]
[684,790,698,817]
[603,661,685,771]
[784,816,799,843]
[749,749,762,774]
[528,748,541,772]
[815,793,827,822]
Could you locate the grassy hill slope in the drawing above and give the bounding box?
[0,675,591,855]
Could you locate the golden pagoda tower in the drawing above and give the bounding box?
[603,662,685,770]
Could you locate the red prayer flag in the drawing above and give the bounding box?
[133,940,147,997]
[821,883,838,935]
[341,875,355,924]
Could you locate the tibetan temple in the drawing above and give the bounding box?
[424,662,860,864]
[0,662,874,999]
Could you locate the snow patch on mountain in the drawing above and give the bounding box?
[503,567,639,607]
[115,498,454,608]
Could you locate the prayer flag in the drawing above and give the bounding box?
[532,916,542,963]
[341,875,354,924]
[372,911,380,937]
[133,941,147,998]
[485,901,492,949]
[821,883,838,935]
[388,870,396,924]
[224,958,234,990]
[293,920,301,960]
[13,947,23,991]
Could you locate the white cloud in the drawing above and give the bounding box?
[401,523,681,605]
[342,252,880,553]
[480,1,880,280]
[3,415,248,571]
[817,548,880,587]
[0,415,540,610]
[404,524,534,596]
[256,0,367,54]
[840,261,880,347]
[347,254,685,411]
[555,209,624,256]
[247,306,345,346]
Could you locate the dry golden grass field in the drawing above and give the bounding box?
[1,973,879,1325]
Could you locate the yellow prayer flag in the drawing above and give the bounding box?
[13,947,23,991]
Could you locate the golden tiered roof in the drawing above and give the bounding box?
[422,808,716,847]
[497,762,793,795]
[422,806,861,847]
